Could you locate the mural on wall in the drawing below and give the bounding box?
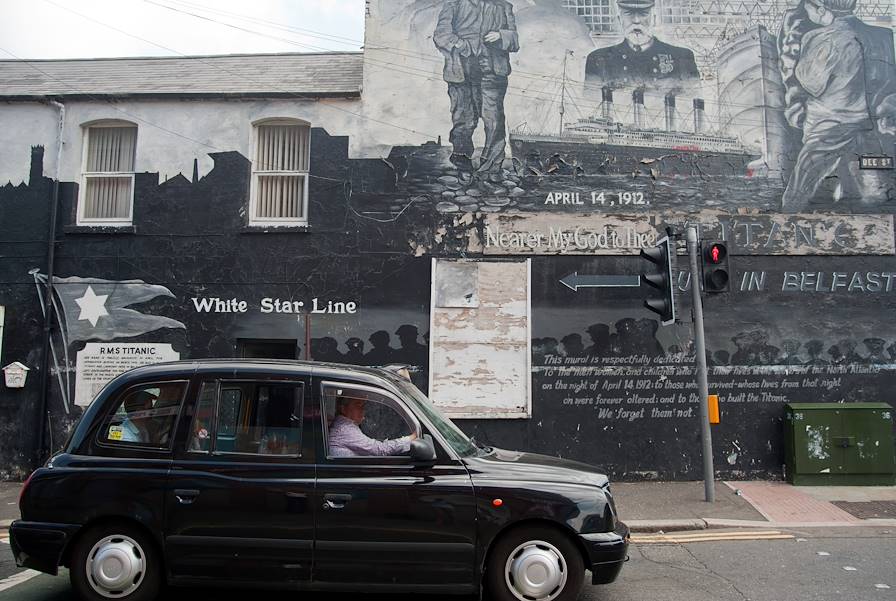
[500,254,896,478]
[583,0,701,87]
[311,325,429,367]
[361,0,894,215]
[31,272,186,411]
[433,0,519,182]
[777,0,896,210]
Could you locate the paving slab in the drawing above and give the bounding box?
[612,480,766,522]
[728,481,860,523]
[831,500,896,519]
[795,485,896,503]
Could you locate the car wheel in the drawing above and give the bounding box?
[70,523,161,601]
[486,524,584,601]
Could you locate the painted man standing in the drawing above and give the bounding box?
[434,0,519,181]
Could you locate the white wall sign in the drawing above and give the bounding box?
[429,259,531,419]
[75,343,180,407]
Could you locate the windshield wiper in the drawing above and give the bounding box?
[470,436,494,454]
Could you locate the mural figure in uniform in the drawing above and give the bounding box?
[780,340,803,365]
[863,337,888,363]
[364,330,395,365]
[584,0,700,87]
[433,0,519,182]
[584,323,611,357]
[713,350,730,366]
[344,337,365,364]
[779,0,896,210]
[560,333,585,357]
[827,343,845,364]
[731,330,779,365]
[611,318,637,356]
[393,324,429,365]
[542,337,560,358]
[804,339,827,364]
[839,339,863,363]
[311,337,344,362]
[635,318,665,357]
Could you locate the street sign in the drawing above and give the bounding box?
[860,156,894,170]
[559,273,641,292]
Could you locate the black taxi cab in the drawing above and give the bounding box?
[11,360,628,601]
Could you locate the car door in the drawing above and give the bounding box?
[77,379,191,535]
[164,370,315,585]
[312,377,477,592]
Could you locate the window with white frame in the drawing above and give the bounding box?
[250,119,310,225]
[78,122,137,225]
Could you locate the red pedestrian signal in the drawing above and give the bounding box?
[707,243,726,265]
[701,241,730,293]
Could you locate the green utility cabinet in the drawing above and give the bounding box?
[784,403,895,485]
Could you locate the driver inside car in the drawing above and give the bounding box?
[328,392,417,457]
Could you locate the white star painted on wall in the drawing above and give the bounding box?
[74,286,109,327]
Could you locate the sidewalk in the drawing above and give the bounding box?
[2,479,895,532]
[614,480,896,532]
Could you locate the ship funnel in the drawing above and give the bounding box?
[693,98,705,133]
[632,89,645,128]
[601,87,614,121]
[664,93,676,131]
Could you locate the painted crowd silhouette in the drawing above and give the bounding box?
[535,320,896,366]
[309,324,429,368]
[308,321,895,371]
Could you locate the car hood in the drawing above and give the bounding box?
[463,447,610,488]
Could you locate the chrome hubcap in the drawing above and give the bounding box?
[86,535,145,598]
[504,539,567,601]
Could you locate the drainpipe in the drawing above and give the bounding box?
[36,99,65,467]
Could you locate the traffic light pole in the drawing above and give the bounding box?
[686,226,715,503]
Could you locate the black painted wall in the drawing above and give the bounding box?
[2,128,895,481]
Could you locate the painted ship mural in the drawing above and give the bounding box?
[511,86,760,177]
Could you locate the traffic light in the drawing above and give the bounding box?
[701,240,730,292]
[640,236,675,325]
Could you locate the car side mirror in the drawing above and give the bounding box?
[410,434,437,464]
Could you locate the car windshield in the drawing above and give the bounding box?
[393,378,480,458]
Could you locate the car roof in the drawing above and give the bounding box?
[113,358,406,382]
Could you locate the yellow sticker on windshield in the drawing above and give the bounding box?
[108,426,123,441]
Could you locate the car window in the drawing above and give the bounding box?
[187,382,216,453]
[322,383,418,459]
[102,381,187,449]
[188,380,303,457]
[394,377,479,458]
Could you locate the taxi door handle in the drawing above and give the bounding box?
[174,489,200,505]
[323,493,352,510]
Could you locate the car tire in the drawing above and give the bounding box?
[486,524,585,601]
[69,523,161,601]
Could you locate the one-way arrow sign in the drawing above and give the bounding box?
[560,272,641,292]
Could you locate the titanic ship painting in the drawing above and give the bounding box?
[511,83,761,177]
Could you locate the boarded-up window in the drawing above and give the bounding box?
[79,123,137,224]
[251,120,310,225]
[429,259,531,418]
